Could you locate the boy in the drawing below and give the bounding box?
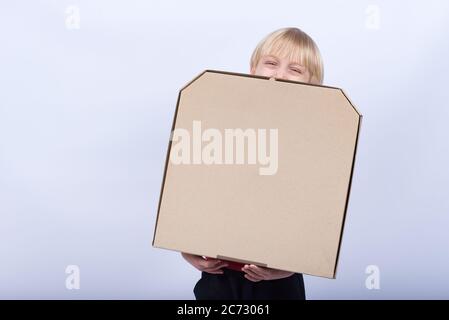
[182,27,324,300]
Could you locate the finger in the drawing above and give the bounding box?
[242,266,264,280]
[256,265,275,278]
[246,265,268,278]
[244,269,264,280]
[244,273,262,282]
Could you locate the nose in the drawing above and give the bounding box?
[273,70,286,80]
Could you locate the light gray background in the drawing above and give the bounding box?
[1,0,448,299]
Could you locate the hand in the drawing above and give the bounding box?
[181,252,228,275]
[242,264,294,282]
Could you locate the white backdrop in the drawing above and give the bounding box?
[1,0,449,299]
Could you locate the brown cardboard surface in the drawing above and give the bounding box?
[153,70,361,278]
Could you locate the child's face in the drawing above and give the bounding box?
[251,54,312,83]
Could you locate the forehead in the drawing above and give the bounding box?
[259,39,306,66]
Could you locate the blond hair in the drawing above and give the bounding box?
[250,27,324,84]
